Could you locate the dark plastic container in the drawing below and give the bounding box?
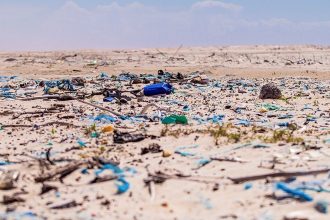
[143,83,173,96]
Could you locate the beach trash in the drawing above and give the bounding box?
[143,83,173,96]
[275,182,313,202]
[162,115,188,125]
[103,97,114,102]
[113,131,145,144]
[259,83,282,99]
[102,125,115,133]
[315,200,328,214]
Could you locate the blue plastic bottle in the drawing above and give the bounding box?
[143,83,173,96]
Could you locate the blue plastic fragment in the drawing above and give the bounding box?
[302,104,313,110]
[103,97,114,102]
[94,114,117,123]
[183,105,190,111]
[117,73,136,81]
[192,115,225,125]
[278,122,289,127]
[23,211,37,217]
[207,115,225,124]
[95,163,124,176]
[278,114,293,119]
[94,163,130,194]
[0,211,39,220]
[55,191,61,198]
[0,88,10,92]
[234,108,242,114]
[77,139,86,147]
[0,161,12,166]
[212,82,222,88]
[244,183,253,190]
[174,144,199,157]
[276,182,313,201]
[175,144,199,157]
[307,116,317,122]
[0,90,16,99]
[90,132,100,138]
[175,151,195,157]
[44,79,76,92]
[197,158,211,166]
[100,72,109,78]
[0,76,17,82]
[236,119,250,126]
[116,177,130,194]
[81,168,88,174]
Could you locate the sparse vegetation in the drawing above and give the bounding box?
[262,129,304,144]
[160,123,303,145]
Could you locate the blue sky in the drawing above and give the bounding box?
[0,0,329,51]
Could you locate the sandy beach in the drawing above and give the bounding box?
[0,45,330,220]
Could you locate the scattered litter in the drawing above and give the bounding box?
[1,69,330,219]
[162,115,188,125]
[113,131,146,144]
[276,182,313,202]
[244,183,253,190]
[314,200,329,214]
[93,114,117,123]
[143,82,173,96]
[101,125,115,133]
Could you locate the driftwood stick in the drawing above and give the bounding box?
[148,172,221,184]
[17,95,73,101]
[210,157,247,163]
[13,110,61,119]
[90,175,117,184]
[34,161,85,182]
[229,168,330,184]
[193,157,247,170]
[18,94,123,117]
[50,200,80,209]
[76,99,122,117]
[149,181,156,201]
[46,148,55,165]
[0,111,15,116]
[1,121,81,128]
